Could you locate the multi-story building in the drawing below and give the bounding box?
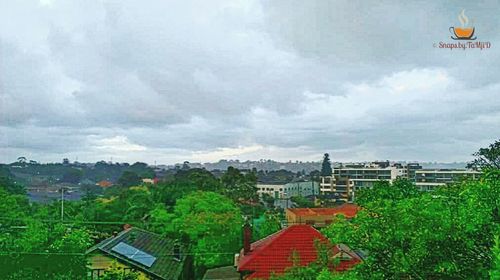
[320,161,422,201]
[320,162,408,201]
[415,169,481,191]
[319,176,354,202]
[257,181,319,199]
[320,161,481,201]
[406,163,423,182]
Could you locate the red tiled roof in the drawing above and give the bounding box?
[288,204,360,219]
[96,180,113,187]
[237,225,360,279]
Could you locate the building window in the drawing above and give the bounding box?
[306,220,315,225]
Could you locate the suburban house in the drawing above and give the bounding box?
[86,227,193,279]
[142,178,159,184]
[286,203,360,227]
[96,180,113,188]
[236,224,361,279]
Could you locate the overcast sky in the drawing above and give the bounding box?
[1,0,499,164]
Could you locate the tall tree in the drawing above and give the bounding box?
[467,139,500,170]
[158,191,243,274]
[221,167,258,202]
[321,153,333,176]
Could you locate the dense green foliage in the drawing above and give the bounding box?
[257,169,301,184]
[0,188,92,279]
[99,262,140,280]
[254,212,282,240]
[117,171,142,187]
[323,173,499,280]
[0,164,260,279]
[221,166,258,202]
[0,165,25,194]
[6,160,155,186]
[492,234,500,280]
[291,195,315,208]
[159,192,243,270]
[468,139,500,170]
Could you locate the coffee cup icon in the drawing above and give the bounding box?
[449,27,476,40]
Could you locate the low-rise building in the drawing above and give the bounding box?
[86,227,193,280]
[257,181,319,199]
[285,204,360,227]
[257,183,285,199]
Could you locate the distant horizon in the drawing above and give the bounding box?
[2,157,471,167]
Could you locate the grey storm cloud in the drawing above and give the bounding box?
[0,0,499,164]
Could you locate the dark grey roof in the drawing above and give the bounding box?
[87,227,186,280]
[203,266,240,280]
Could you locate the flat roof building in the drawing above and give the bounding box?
[415,169,481,191]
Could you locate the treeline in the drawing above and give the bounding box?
[6,160,155,186]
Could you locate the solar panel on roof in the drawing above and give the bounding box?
[111,242,157,267]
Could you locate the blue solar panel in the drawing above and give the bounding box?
[111,242,157,267]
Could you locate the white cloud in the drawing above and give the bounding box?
[90,136,147,152]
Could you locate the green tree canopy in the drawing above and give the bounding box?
[323,172,499,280]
[468,139,500,170]
[221,167,258,202]
[158,191,244,272]
[117,171,141,187]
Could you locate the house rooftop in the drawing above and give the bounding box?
[287,204,360,219]
[86,227,186,280]
[96,180,113,187]
[203,266,240,280]
[237,225,360,279]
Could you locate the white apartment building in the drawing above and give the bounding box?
[320,162,481,201]
[319,162,416,202]
[257,181,319,199]
[415,169,481,191]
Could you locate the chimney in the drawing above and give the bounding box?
[243,223,252,255]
